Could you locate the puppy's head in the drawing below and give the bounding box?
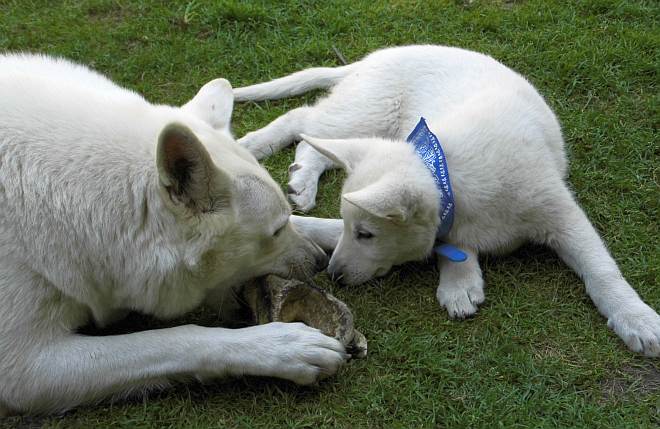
[154,83,327,287]
[303,136,440,285]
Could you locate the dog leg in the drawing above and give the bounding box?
[6,323,345,414]
[436,247,485,319]
[3,287,346,415]
[544,189,660,356]
[238,107,313,159]
[291,215,343,252]
[288,142,337,212]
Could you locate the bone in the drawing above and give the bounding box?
[241,275,367,358]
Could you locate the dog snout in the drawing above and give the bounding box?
[327,261,346,285]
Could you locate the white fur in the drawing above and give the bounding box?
[235,45,660,356]
[0,54,347,416]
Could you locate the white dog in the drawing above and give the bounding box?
[234,45,660,356]
[0,54,348,416]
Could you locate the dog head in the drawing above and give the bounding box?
[302,135,440,285]
[155,81,327,288]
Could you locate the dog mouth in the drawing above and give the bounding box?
[329,266,388,287]
[283,257,327,282]
[275,239,328,281]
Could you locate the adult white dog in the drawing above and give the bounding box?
[235,45,660,356]
[0,54,347,416]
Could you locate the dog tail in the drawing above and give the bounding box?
[233,64,357,102]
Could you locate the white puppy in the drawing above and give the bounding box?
[235,45,660,356]
[0,54,347,416]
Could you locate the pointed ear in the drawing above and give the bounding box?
[182,78,234,131]
[342,181,414,223]
[157,123,231,212]
[300,134,364,172]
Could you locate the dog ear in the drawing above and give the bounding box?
[300,134,364,172]
[157,123,231,213]
[182,78,234,132]
[342,180,414,223]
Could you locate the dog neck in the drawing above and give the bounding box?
[406,118,467,262]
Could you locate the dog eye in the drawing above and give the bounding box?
[356,230,374,240]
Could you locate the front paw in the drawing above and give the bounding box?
[248,322,348,384]
[607,304,660,357]
[436,281,485,320]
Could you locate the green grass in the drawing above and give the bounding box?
[1,0,659,427]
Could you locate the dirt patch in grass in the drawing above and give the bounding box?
[600,364,660,402]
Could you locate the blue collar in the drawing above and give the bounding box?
[406,117,467,262]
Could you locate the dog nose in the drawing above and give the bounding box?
[327,263,346,285]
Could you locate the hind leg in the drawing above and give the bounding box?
[237,106,338,210]
[238,106,314,159]
[544,187,660,356]
[240,90,400,207]
[287,142,337,212]
[284,97,401,211]
[238,105,342,210]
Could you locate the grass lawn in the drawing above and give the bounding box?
[1,0,658,427]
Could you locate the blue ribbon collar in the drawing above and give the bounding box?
[406,117,467,263]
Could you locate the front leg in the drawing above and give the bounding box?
[436,247,485,319]
[291,215,343,252]
[4,323,345,415]
[238,106,312,159]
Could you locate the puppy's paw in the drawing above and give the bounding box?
[288,163,319,212]
[246,322,347,384]
[436,281,485,320]
[607,304,660,357]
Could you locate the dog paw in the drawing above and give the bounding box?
[241,322,347,384]
[288,164,319,212]
[607,304,660,357]
[436,282,485,320]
